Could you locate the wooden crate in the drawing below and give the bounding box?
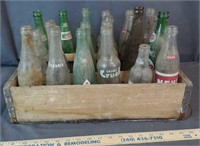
[3,69,193,123]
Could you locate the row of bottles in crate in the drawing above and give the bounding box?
[17,7,180,86]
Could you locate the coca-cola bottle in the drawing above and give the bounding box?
[129,44,152,83]
[97,24,121,84]
[155,25,180,83]
[119,10,134,61]
[122,6,144,70]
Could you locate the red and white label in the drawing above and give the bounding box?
[166,55,176,60]
[155,71,179,83]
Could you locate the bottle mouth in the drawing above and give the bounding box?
[146,8,155,16]
[21,25,32,33]
[158,11,169,19]
[139,44,150,51]
[166,25,178,35]
[59,9,67,16]
[134,6,144,14]
[33,10,42,17]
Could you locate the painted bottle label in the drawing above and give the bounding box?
[61,31,72,40]
[100,67,120,79]
[150,32,156,43]
[48,62,64,68]
[83,79,91,85]
[155,71,179,83]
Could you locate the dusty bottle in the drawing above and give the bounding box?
[45,20,56,39]
[144,8,157,44]
[155,25,180,83]
[129,44,152,83]
[97,25,121,84]
[59,10,74,53]
[149,11,169,69]
[32,30,48,82]
[18,26,44,86]
[33,10,48,49]
[80,22,96,65]
[81,8,96,52]
[97,10,111,50]
[122,6,144,70]
[73,28,96,85]
[46,25,70,85]
[119,10,134,61]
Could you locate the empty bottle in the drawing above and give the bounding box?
[155,25,180,83]
[149,11,169,69]
[81,8,96,52]
[18,26,44,86]
[80,21,96,67]
[122,6,144,70]
[129,44,152,83]
[33,10,48,49]
[119,10,134,61]
[73,28,96,84]
[46,25,70,85]
[32,30,48,83]
[97,25,121,84]
[144,8,157,44]
[59,10,74,53]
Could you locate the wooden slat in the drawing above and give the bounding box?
[10,83,185,122]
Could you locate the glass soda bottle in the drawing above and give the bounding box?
[59,9,74,53]
[122,6,144,70]
[33,10,48,49]
[119,9,134,61]
[32,30,48,83]
[46,25,70,85]
[144,8,157,44]
[155,25,180,83]
[97,25,121,84]
[129,44,152,83]
[73,28,96,85]
[149,11,169,69]
[80,22,96,65]
[81,8,96,52]
[18,26,44,86]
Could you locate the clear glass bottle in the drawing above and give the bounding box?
[80,22,96,66]
[33,10,48,49]
[97,25,121,84]
[129,44,152,83]
[155,25,180,83]
[73,28,96,85]
[32,30,48,83]
[81,8,96,52]
[18,26,44,86]
[46,25,70,85]
[149,11,169,69]
[59,9,74,53]
[122,6,144,71]
[119,10,134,61]
[144,8,156,44]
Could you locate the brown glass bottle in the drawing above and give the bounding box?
[122,6,144,71]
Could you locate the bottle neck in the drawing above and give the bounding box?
[163,34,177,50]
[60,15,67,24]
[21,33,34,59]
[48,30,63,61]
[155,18,168,36]
[34,17,44,28]
[100,33,114,57]
[136,50,149,66]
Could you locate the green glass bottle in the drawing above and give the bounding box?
[33,10,48,49]
[59,10,74,53]
[73,28,95,85]
[149,11,169,69]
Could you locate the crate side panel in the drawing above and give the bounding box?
[10,84,185,122]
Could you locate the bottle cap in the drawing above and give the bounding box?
[158,11,169,19]
[59,9,67,16]
[33,10,42,17]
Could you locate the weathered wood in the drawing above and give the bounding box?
[3,69,192,123]
[3,70,18,123]
[178,70,193,120]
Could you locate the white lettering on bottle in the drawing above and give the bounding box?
[100,67,120,79]
[49,63,64,68]
[156,71,179,83]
